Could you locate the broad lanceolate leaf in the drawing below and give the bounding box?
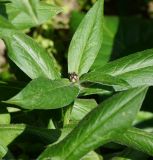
[91,49,153,89]
[68,0,104,76]
[80,72,130,91]
[0,2,61,29]
[38,87,147,160]
[6,78,79,110]
[1,31,60,79]
[114,127,153,156]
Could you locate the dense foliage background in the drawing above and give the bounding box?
[1,0,153,159]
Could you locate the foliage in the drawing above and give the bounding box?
[0,0,153,159]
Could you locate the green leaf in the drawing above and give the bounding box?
[81,151,103,160]
[1,31,60,79]
[0,108,10,125]
[0,142,7,159]
[107,148,148,160]
[0,15,15,29]
[0,0,11,2]
[55,124,103,160]
[38,87,147,160]
[70,14,119,69]
[91,16,119,69]
[5,78,79,110]
[0,2,62,29]
[134,111,153,125]
[0,124,25,146]
[0,124,25,158]
[114,127,153,156]
[71,98,97,121]
[80,72,130,91]
[94,49,153,88]
[80,86,111,96]
[0,124,60,158]
[68,0,104,76]
[10,0,39,24]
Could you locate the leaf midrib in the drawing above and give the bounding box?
[13,35,54,78]
[63,89,144,159]
[78,1,100,74]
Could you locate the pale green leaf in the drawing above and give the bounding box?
[70,13,119,69]
[1,31,60,79]
[10,0,39,24]
[134,111,153,125]
[0,124,25,146]
[0,2,62,29]
[68,0,104,76]
[81,151,103,160]
[0,108,10,125]
[0,142,7,159]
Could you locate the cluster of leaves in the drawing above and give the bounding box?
[0,0,153,159]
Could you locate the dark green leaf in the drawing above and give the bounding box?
[68,0,104,76]
[0,81,24,101]
[114,127,153,156]
[106,148,148,160]
[80,86,111,96]
[1,31,60,79]
[80,72,130,91]
[38,87,147,160]
[5,78,79,110]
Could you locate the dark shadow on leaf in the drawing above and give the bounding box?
[5,125,61,159]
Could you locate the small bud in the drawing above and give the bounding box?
[69,72,78,83]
